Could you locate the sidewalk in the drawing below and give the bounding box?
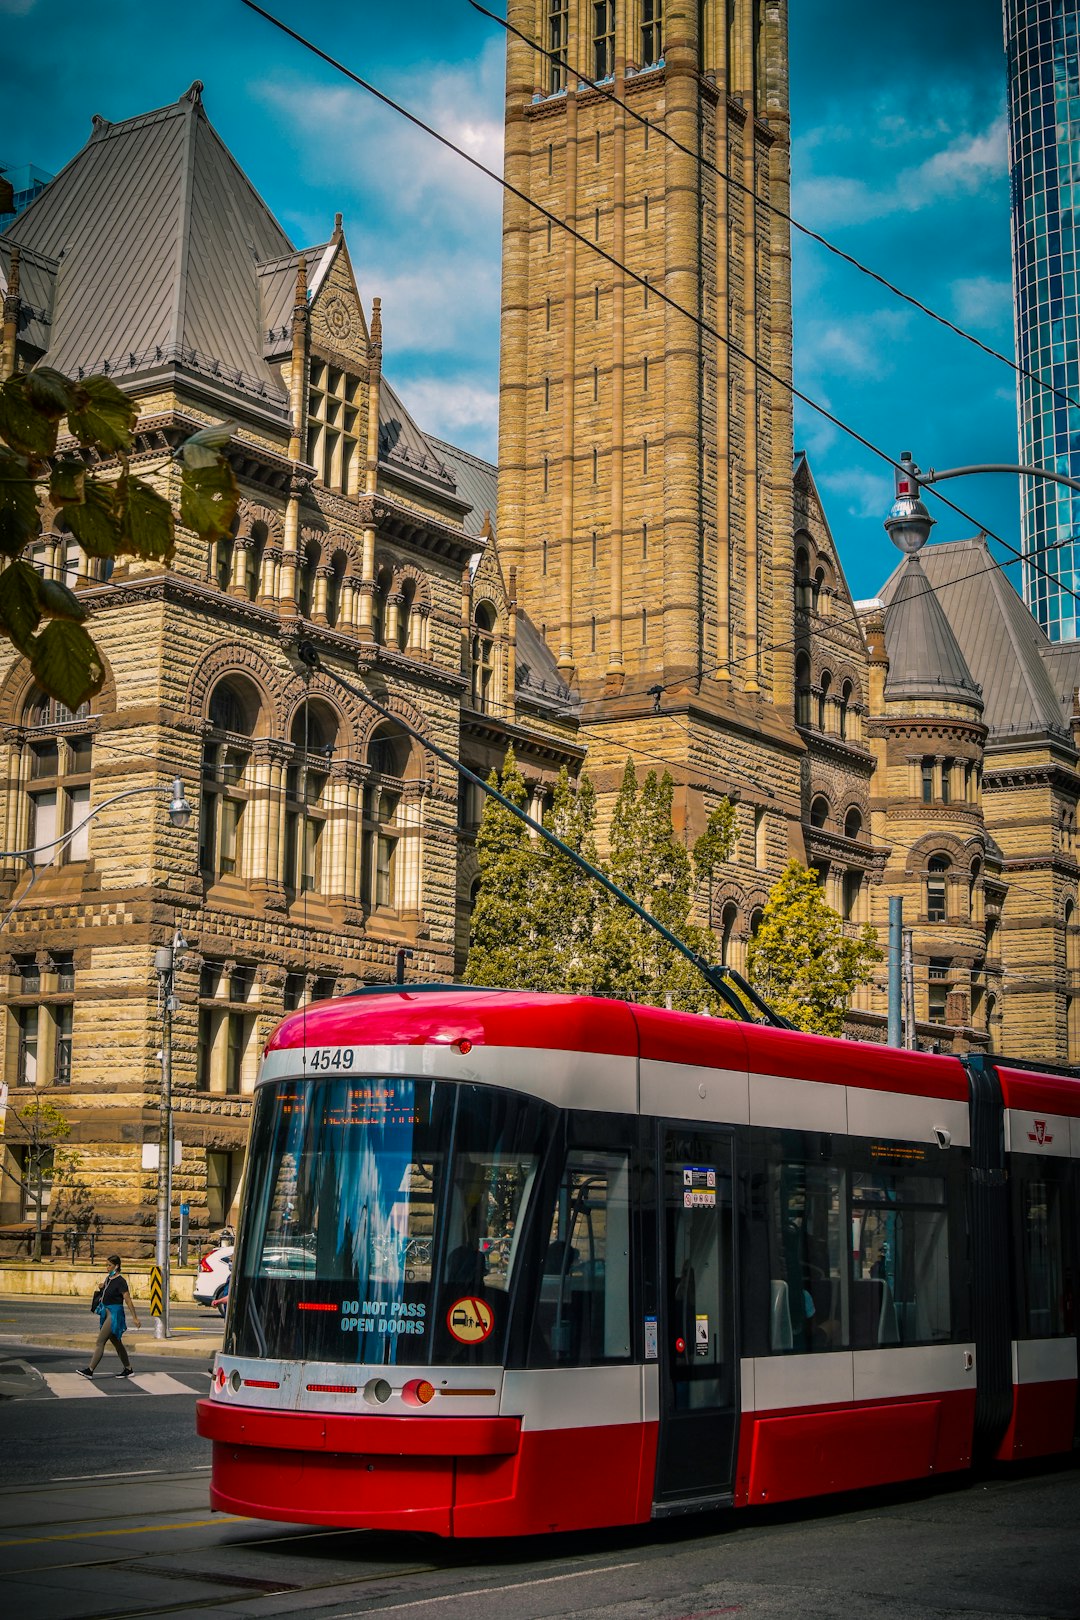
[0,1327,224,1357]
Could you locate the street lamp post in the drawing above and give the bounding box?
[153,929,187,1341]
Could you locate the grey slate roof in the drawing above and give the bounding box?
[428,435,498,539]
[879,554,982,707]
[378,378,458,495]
[515,610,577,712]
[879,538,1072,742]
[0,84,292,409]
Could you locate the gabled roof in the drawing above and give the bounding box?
[257,242,333,361]
[378,378,458,496]
[879,538,1071,742]
[515,610,577,714]
[428,435,497,540]
[0,83,292,410]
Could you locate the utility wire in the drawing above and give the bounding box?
[238,0,1080,621]
[469,0,1080,418]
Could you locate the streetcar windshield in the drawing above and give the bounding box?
[227,1075,551,1365]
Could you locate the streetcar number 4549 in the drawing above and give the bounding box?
[305,1047,354,1071]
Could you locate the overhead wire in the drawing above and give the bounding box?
[469,0,1080,417]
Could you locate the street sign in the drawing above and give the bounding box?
[180,1203,189,1215]
[149,1265,164,1317]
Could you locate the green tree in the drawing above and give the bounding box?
[692,798,738,927]
[0,364,238,709]
[533,766,604,992]
[746,860,881,1036]
[595,760,731,1013]
[12,1098,77,1261]
[464,747,544,988]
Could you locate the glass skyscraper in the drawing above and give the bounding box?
[1005,0,1080,640]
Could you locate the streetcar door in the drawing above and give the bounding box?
[653,1125,738,1510]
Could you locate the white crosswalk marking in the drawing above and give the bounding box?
[43,1372,107,1398]
[127,1371,197,1396]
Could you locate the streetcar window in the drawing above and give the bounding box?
[761,1144,957,1353]
[228,1076,551,1366]
[528,1149,632,1366]
[1017,1172,1067,1338]
[765,1163,846,1353]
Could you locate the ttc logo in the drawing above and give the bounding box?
[1027,1119,1054,1146]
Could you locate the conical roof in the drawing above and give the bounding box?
[879,553,983,708]
[0,83,292,407]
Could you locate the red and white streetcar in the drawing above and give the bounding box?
[196,986,1079,1536]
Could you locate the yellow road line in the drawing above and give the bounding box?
[0,1516,242,1548]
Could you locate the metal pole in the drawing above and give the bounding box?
[902,927,917,1050]
[154,987,172,1340]
[887,897,903,1047]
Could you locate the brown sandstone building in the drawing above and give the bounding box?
[1,5,1077,1254]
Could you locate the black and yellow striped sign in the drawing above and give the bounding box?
[149,1265,164,1317]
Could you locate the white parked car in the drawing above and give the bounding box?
[193,1243,233,1309]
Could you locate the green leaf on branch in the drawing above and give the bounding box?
[117,474,175,560]
[0,373,59,458]
[26,366,81,420]
[64,479,120,556]
[0,445,41,556]
[180,460,239,542]
[0,558,44,648]
[50,457,86,506]
[31,618,105,712]
[38,576,88,622]
[66,375,137,455]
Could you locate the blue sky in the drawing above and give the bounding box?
[1,0,1017,601]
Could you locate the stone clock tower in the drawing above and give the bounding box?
[497,1,802,843]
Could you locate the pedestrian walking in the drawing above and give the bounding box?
[77,1254,141,1379]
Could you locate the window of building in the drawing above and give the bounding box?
[362,724,413,912]
[719,901,738,963]
[284,703,335,897]
[196,959,256,1095]
[9,952,76,1087]
[372,565,392,645]
[795,652,811,726]
[593,1,615,77]
[842,870,861,921]
[928,958,951,1023]
[927,857,949,923]
[548,0,569,92]
[810,795,829,829]
[200,680,258,883]
[283,971,306,1012]
[940,759,953,804]
[839,680,853,740]
[641,0,663,64]
[817,671,831,731]
[794,546,812,611]
[21,689,93,867]
[921,758,935,803]
[844,807,862,841]
[471,603,497,713]
[306,359,361,496]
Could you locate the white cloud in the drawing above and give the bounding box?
[0,0,38,13]
[951,274,1013,326]
[401,376,499,457]
[360,254,501,359]
[819,464,894,522]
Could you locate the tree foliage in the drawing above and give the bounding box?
[465,752,734,1014]
[0,365,239,709]
[11,1098,78,1261]
[746,859,881,1036]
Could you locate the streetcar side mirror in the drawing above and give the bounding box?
[933,1126,952,1150]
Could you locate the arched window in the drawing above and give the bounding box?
[372,566,392,645]
[243,522,267,601]
[813,566,826,612]
[283,702,337,896]
[969,858,981,919]
[326,551,347,629]
[398,577,417,652]
[844,806,862,841]
[794,545,812,611]
[810,795,829,829]
[719,900,738,964]
[362,723,418,912]
[818,670,831,732]
[926,855,950,923]
[749,907,764,939]
[200,679,259,882]
[839,679,853,740]
[471,603,497,713]
[1066,897,1080,976]
[213,527,235,591]
[20,688,93,866]
[297,540,320,620]
[795,651,811,726]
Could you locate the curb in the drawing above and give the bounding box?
[0,1332,223,1358]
